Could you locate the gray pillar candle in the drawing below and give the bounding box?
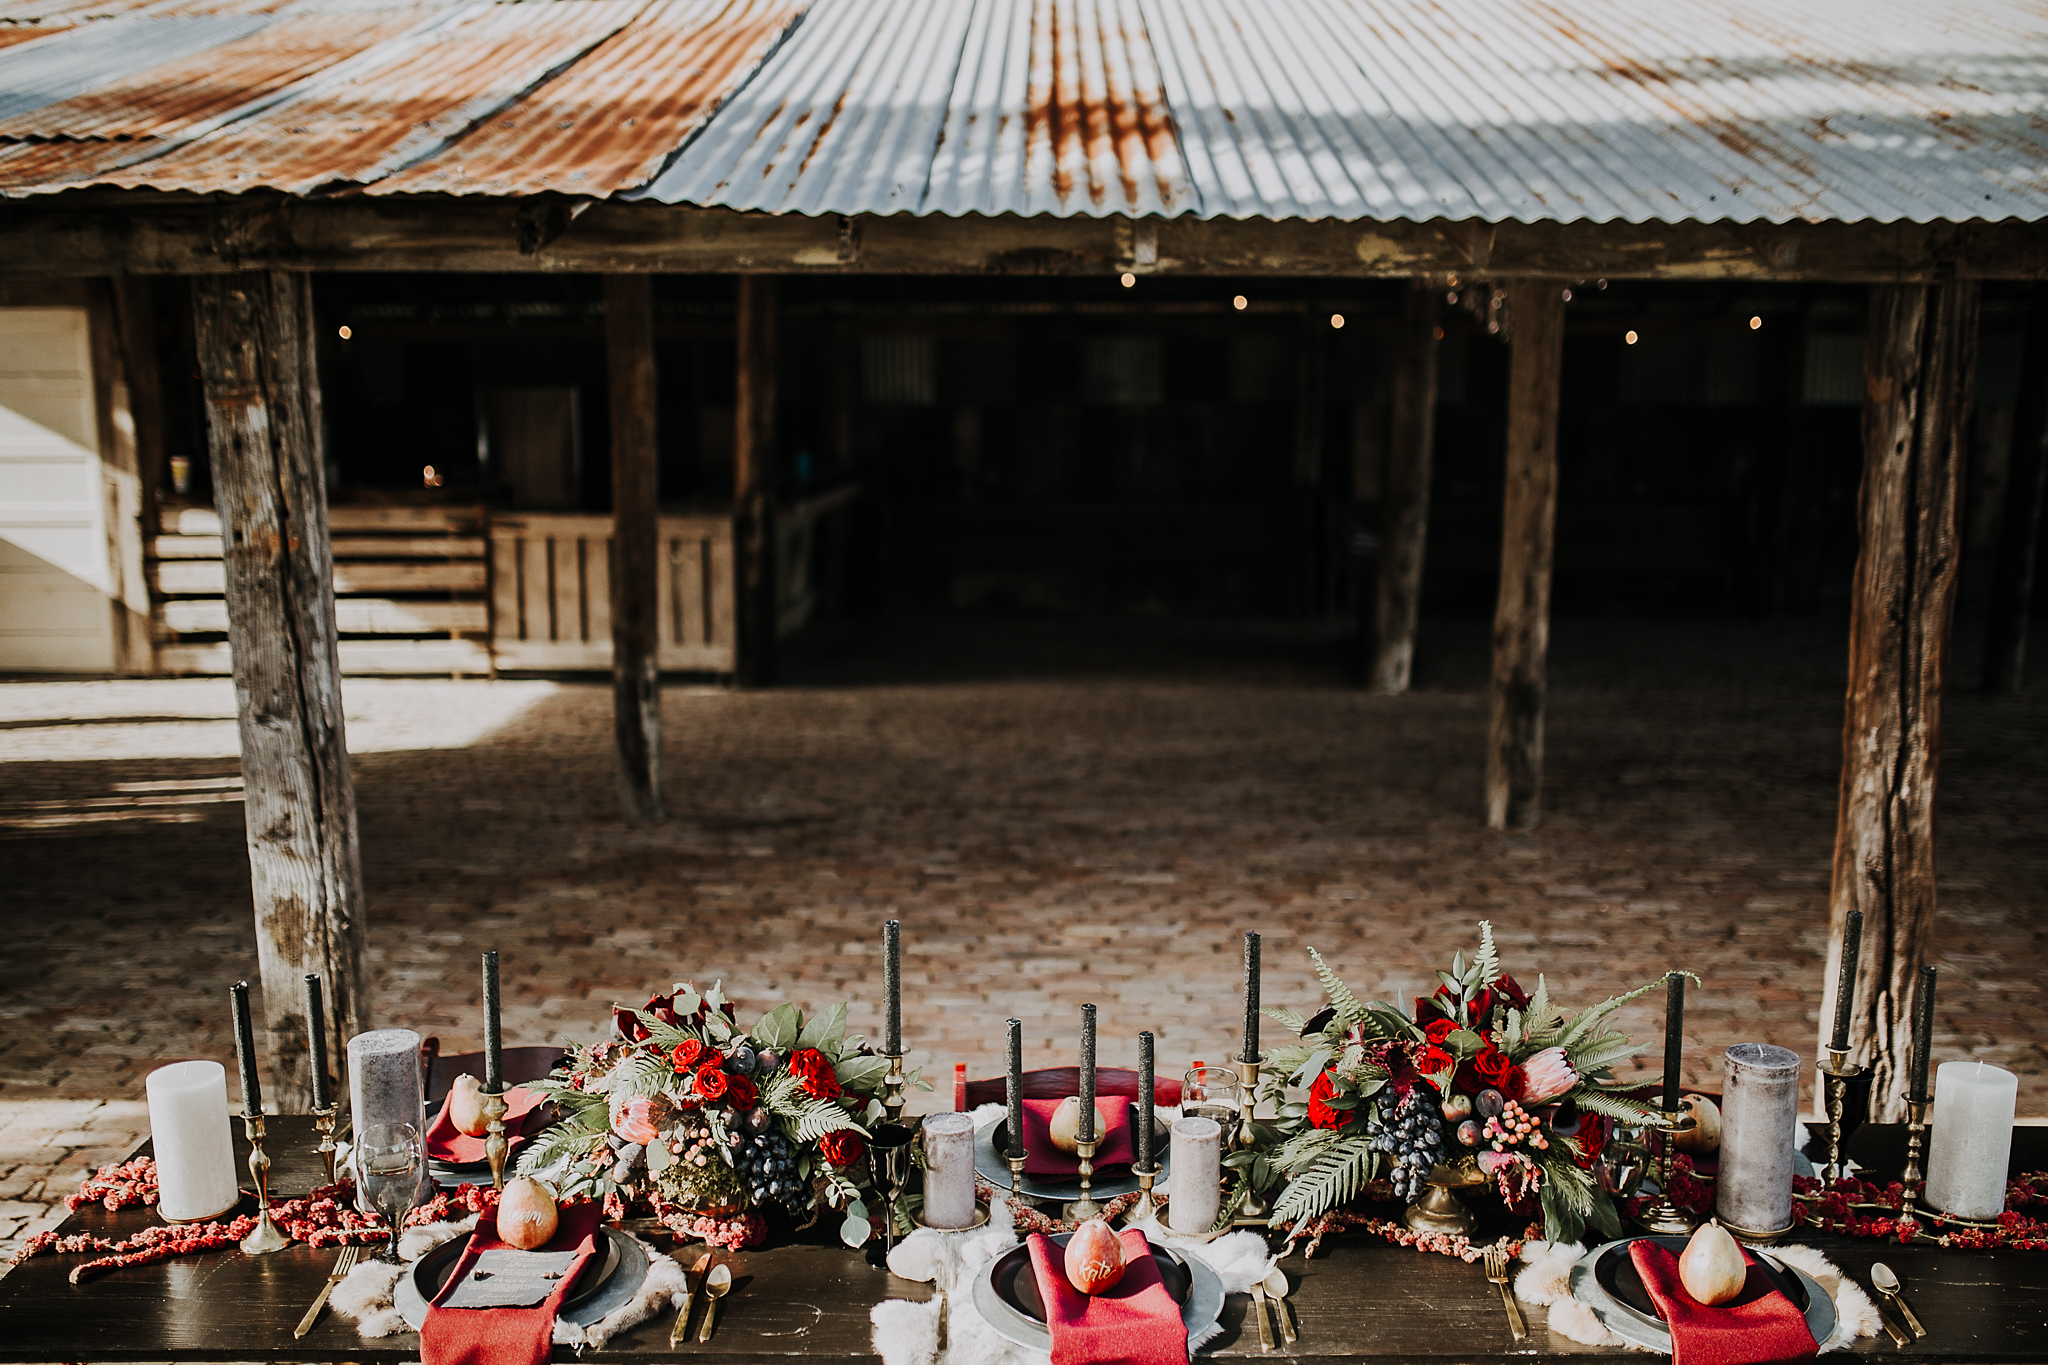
[1829,909,1862,1053]
[1910,965,1938,1101]
[1242,932,1261,1064]
[1662,971,1684,1113]
[481,951,503,1093]
[1079,1003,1097,1145]
[305,974,331,1111]
[229,981,262,1116]
[1717,1043,1802,1237]
[1005,1017,1024,1159]
[883,919,902,1055]
[348,1027,425,1143]
[1138,1031,1155,1170]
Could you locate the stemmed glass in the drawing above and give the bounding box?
[356,1122,423,1264]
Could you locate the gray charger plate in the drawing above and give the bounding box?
[970,1232,1224,1352]
[972,1106,1170,1203]
[394,1227,647,1332]
[1569,1237,1835,1354]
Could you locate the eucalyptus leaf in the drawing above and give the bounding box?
[840,1213,871,1248]
[753,1002,803,1051]
[797,1002,848,1052]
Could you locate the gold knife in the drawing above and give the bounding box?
[670,1251,712,1346]
[1250,1282,1276,1352]
[294,1244,359,1340]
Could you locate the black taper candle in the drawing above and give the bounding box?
[230,980,261,1116]
[482,950,503,1093]
[304,974,330,1111]
[883,920,902,1055]
[1138,1031,1155,1170]
[1079,1003,1097,1145]
[1829,909,1863,1053]
[1005,1018,1024,1159]
[1661,971,1684,1113]
[1910,965,1938,1101]
[1242,931,1261,1065]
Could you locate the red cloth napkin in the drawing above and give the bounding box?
[1021,1097,1135,1176]
[1629,1239,1818,1365]
[422,1201,604,1365]
[425,1085,547,1165]
[1026,1229,1187,1365]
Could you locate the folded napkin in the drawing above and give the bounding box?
[1629,1239,1818,1365]
[422,1201,605,1365]
[1021,1097,1135,1177]
[425,1085,547,1166]
[1026,1229,1187,1365]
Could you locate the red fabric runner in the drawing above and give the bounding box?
[1026,1229,1187,1365]
[421,1202,604,1365]
[1021,1097,1135,1176]
[424,1086,547,1166]
[1629,1239,1818,1365]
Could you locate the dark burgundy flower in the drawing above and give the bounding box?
[1495,975,1532,1010]
[819,1130,866,1167]
[1423,1019,1459,1045]
[724,1074,758,1111]
[1307,1071,1355,1130]
[788,1048,840,1101]
[1472,1047,1513,1086]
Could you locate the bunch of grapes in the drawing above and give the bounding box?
[1365,1086,1445,1204]
[731,1128,804,1211]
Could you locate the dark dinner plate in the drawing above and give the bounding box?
[1595,1236,1808,1322]
[987,1232,1192,1323]
[411,1226,622,1314]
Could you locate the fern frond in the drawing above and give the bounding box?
[1272,1139,1380,1225]
[792,1098,866,1143]
[1521,975,1560,1047]
[1556,976,1679,1053]
[1271,1126,1346,1172]
[1474,921,1503,987]
[1308,948,1370,1024]
[1568,1036,1649,1076]
[1261,1005,1309,1033]
[515,1125,606,1178]
[1571,1089,1678,1127]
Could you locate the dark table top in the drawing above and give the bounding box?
[0,1118,2043,1361]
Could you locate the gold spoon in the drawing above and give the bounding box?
[697,1262,733,1343]
[670,1251,713,1346]
[1870,1263,1926,1339]
[1262,1266,1298,1346]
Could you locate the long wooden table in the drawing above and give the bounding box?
[1,1120,2043,1361]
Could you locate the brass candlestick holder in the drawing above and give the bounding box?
[1232,1059,1271,1224]
[311,1105,339,1186]
[479,1088,511,1190]
[1127,1164,1160,1224]
[1006,1151,1027,1205]
[1900,1096,1931,1188]
[1067,1135,1102,1222]
[1632,1113,1698,1236]
[239,1113,291,1255]
[1818,1047,1865,1183]
[881,1054,907,1128]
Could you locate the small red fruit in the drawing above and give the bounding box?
[1064,1219,1127,1296]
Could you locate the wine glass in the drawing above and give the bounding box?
[356,1122,423,1264]
[1181,1066,1241,1124]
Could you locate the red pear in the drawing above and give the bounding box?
[1064,1219,1127,1295]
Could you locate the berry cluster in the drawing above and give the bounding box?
[1483,1099,1550,1152]
[1365,1086,1445,1204]
[732,1128,804,1210]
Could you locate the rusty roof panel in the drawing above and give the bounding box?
[371,0,804,197]
[99,0,637,193]
[0,13,272,123]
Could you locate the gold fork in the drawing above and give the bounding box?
[1483,1246,1527,1342]
[294,1242,360,1339]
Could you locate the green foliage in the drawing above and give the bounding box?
[1571,1088,1677,1128]
[1557,973,1695,1056]
[1535,1156,1617,1244]
[516,1123,607,1179]
[617,1050,676,1098]
[1473,920,1503,988]
[1271,1137,1381,1226]
[790,1095,867,1143]
[797,1002,847,1053]
[1261,1004,1309,1033]
[1307,948,1370,1025]
[752,1002,803,1051]
[832,1054,892,1092]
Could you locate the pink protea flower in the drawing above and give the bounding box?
[612,1095,659,1146]
[1519,1046,1580,1105]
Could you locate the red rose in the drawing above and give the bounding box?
[671,1039,704,1072]
[1417,1045,1454,1075]
[694,1063,729,1101]
[819,1130,866,1167]
[1307,1070,1355,1130]
[1422,1019,1458,1045]
[1472,1047,1512,1085]
[789,1048,841,1101]
[1501,1066,1528,1103]
[724,1074,759,1111]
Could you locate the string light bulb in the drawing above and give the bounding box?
[1625,330,1640,345]
[1749,315,1763,330]
[423,465,442,488]
[1120,272,1136,288]
[1330,313,1345,329]
[337,325,352,340]
[1232,295,1248,311]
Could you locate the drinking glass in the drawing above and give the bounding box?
[356,1122,423,1264]
[1181,1066,1241,1124]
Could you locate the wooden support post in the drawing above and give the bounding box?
[1372,282,1441,693]
[1485,282,1566,830]
[192,271,366,1111]
[1824,281,1979,1121]
[1981,288,2048,694]
[734,275,778,687]
[605,274,663,821]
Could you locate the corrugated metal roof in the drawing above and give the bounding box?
[0,0,2045,223]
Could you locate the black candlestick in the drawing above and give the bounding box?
[230,981,261,1116]
[304,974,330,1111]
[883,920,902,1056]
[1137,1031,1155,1170]
[482,950,503,1093]
[1005,1017,1024,1158]
[1910,965,1937,1101]
[1662,971,1684,1113]
[1079,1003,1097,1145]
[1830,909,1862,1053]
[1242,931,1261,1065]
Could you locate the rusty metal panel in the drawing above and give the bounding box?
[0,13,271,123]
[370,0,804,197]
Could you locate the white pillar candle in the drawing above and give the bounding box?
[920,1111,978,1229]
[1716,1043,1801,1239]
[347,1028,424,1137]
[147,1061,240,1223]
[1168,1116,1222,1235]
[1925,1061,2016,1221]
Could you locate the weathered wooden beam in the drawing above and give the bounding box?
[1372,283,1441,693]
[1982,287,2048,694]
[1485,282,1566,830]
[734,274,777,688]
[1824,281,1979,1122]
[192,270,367,1110]
[6,197,2048,280]
[604,274,663,820]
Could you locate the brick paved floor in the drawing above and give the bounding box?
[1,613,2043,1263]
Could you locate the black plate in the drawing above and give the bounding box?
[1596,1236,1808,1321]
[412,1227,621,1314]
[987,1233,1191,1324]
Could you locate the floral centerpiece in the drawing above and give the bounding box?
[517,982,911,1249]
[1254,923,1679,1244]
